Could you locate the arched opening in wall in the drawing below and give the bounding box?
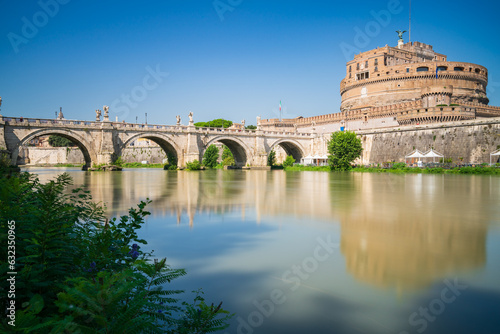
[417,67,429,72]
[475,68,481,74]
[454,67,464,71]
[270,140,304,165]
[204,138,248,167]
[17,133,92,169]
[437,66,448,72]
[121,136,179,167]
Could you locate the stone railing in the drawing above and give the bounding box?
[1,116,312,137]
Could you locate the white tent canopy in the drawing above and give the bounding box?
[490,150,500,165]
[300,155,328,166]
[405,149,425,159]
[405,149,425,165]
[423,149,444,162]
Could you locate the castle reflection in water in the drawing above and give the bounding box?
[36,169,496,291]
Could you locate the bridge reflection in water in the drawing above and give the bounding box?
[33,168,495,292]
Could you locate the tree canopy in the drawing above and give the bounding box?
[202,144,219,168]
[194,119,233,128]
[328,131,363,171]
[267,150,277,167]
[48,135,75,147]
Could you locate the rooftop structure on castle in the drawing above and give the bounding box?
[260,37,500,132]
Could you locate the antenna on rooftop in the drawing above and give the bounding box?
[409,0,412,43]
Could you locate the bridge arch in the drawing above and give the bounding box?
[120,133,181,165]
[269,139,306,163]
[204,136,251,167]
[12,129,95,169]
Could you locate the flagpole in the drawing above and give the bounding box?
[409,0,411,43]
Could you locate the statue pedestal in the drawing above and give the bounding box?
[398,39,404,48]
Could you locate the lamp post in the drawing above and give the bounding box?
[145,112,147,125]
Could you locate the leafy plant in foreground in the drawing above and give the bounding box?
[0,171,232,333]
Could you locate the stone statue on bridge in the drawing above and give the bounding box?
[176,115,181,125]
[95,109,102,121]
[188,111,193,125]
[103,105,110,122]
[241,119,245,128]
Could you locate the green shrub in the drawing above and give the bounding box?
[113,155,124,167]
[391,162,407,170]
[186,160,202,170]
[283,155,296,168]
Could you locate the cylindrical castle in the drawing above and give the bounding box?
[340,41,489,113]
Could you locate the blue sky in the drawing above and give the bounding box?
[1,0,499,125]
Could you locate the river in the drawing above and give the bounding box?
[26,167,500,334]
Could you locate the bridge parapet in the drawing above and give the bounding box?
[2,115,317,168]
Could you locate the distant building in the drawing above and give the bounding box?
[260,39,500,133]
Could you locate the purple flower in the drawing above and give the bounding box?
[86,261,97,272]
[132,244,138,249]
[128,249,140,259]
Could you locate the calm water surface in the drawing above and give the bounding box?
[27,167,500,334]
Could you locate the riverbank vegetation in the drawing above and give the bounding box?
[0,167,232,333]
[283,163,500,175]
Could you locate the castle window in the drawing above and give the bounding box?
[349,65,351,72]
[374,58,378,65]
[374,66,378,72]
[437,66,447,72]
[356,63,360,70]
[349,73,351,78]
[406,68,410,73]
[365,61,368,67]
[475,68,481,73]
[454,67,464,71]
[417,67,429,72]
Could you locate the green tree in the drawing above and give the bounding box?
[163,152,178,170]
[195,119,233,128]
[283,155,295,168]
[48,135,75,147]
[221,145,233,161]
[267,150,276,167]
[222,156,235,166]
[245,125,257,130]
[203,145,219,168]
[328,131,363,171]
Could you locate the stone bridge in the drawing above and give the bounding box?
[0,116,323,169]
